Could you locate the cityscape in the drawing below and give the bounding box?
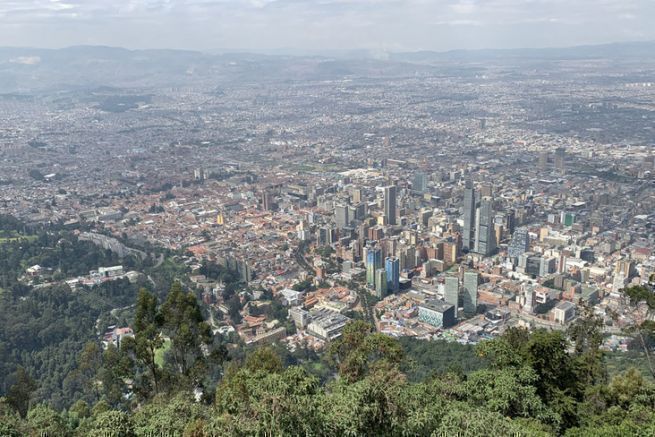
[1,2,655,435]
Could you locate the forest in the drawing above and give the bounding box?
[2,284,655,436]
[0,216,151,410]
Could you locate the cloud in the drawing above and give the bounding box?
[0,0,653,51]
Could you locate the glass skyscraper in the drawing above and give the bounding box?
[385,256,400,293]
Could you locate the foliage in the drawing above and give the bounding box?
[398,337,487,381]
[623,285,655,309]
[328,320,404,383]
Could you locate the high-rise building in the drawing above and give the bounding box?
[366,247,383,287]
[351,188,362,203]
[334,204,350,229]
[413,173,427,193]
[474,197,496,256]
[350,203,366,221]
[561,211,576,227]
[462,271,479,317]
[444,276,459,318]
[539,257,556,277]
[507,210,516,235]
[508,227,530,260]
[385,256,400,293]
[399,245,416,271]
[538,151,549,169]
[462,181,476,251]
[375,269,387,298]
[554,147,566,172]
[261,190,274,211]
[384,185,397,225]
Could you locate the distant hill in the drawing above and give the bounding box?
[0,40,653,93]
[390,40,655,63]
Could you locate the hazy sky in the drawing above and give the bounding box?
[0,0,654,52]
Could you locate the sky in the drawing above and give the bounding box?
[0,0,654,52]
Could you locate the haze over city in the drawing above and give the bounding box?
[1,0,654,52]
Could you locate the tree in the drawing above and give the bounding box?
[97,344,132,408]
[6,367,37,418]
[568,305,606,388]
[87,410,135,437]
[128,289,164,397]
[215,365,321,435]
[73,342,103,400]
[132,393,207,436]
[159,282,213,385]
[620,285,655,379]
[244,347,284,374]
[0,397,24,436]
[26,404,68,436]
[328,320,404,383]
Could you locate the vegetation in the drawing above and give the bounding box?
[3,305,655,436]
[399,337,488,381]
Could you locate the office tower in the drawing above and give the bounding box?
[462,181,476,250]
[385,256,400,293]
[366,247,383,287]
[554,147,566,172]
[538,151,549,169]
[507,210,516,235]
[319,227,337,246]
[399,245,416,271]
[474,197,496,256]
[444,276,459,318]
[193,168,205,181]
[561,211,576,227]
[261,190,274,211]
[351,188,362,203]
[384,185,397,225]
[413,172,427,193]
[462,271,479,317]
[238,260,253,284]
[350,202,366,221]
[334,204,349,229]
[375,269,387,298]
[539,257,556,277]
[523,285,535,314]
[508,227,530,259]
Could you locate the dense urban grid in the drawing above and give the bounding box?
[1,43,655,435]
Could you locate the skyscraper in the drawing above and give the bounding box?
[508,227,529,260]
[554,147,566,173]
[444,276,459,319]
[261,190,274,211]
[385,256,400,293]
[366,246,383,288]
[474,197,496,256]
[462,271,479,317]
[462,181,476,251]
[334,204,349,229]
[375,269,387,298]
[384,185,397,225]
[412,172,427,193]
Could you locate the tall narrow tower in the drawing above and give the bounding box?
[474,197,496,256]
[384,185,397,225]
[462,181,476,250]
